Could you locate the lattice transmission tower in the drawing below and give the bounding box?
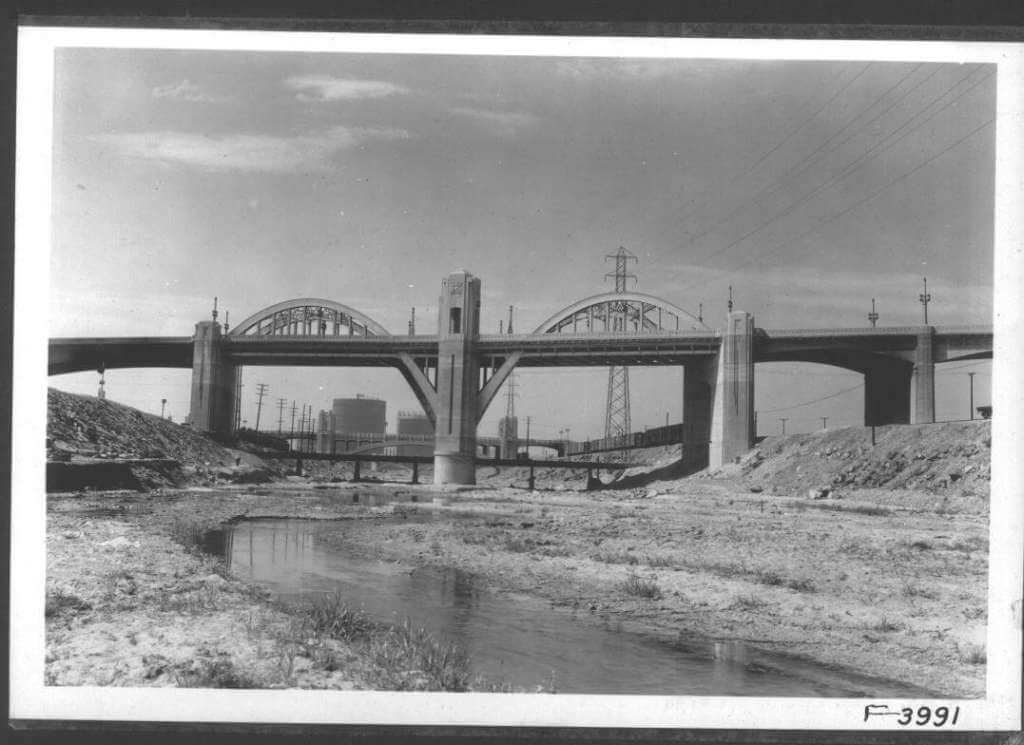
[604,247,637,440]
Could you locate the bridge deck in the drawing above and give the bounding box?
[259,452,635,469]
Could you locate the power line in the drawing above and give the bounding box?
[758,382,864,414]
[673,63,873,230]
[663,67,992,292]
[691,67,990,268]
[725,115,995,280]
[680,63,925,249]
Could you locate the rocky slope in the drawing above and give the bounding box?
[735,420,991,498]
[46,388,277,489]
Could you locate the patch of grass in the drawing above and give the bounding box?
[502,536,531,553]
[173,654,261,689]
[782,577,816,593]
[901,582,939,600]
[869,617,903,632]
[618,572,663,600]
[731,593,767,611]
[44,589,92,618]
[368,618,471,691]
[301,590,374,640]
[804,501,892,517]
[958,643,986,665]
[592,549,640,566]
[642,553,674,568]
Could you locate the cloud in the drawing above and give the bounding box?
[285,75,409,102]
[89,126,410,173]
[151,79,220,103]
[450,106,539,135]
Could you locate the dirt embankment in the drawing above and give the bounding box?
[46,388,280,490]
[733,421,991,498]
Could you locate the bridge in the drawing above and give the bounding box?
[48,270,993,485]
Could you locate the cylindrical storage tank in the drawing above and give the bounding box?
[396,410,433,456]
[332,396,386,436]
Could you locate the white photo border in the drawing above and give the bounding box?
[11,25,1024,731]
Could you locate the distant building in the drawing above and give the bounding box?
[396,410,433,456]
[321,395,387,453]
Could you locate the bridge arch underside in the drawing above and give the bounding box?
[229,298,390,338]
[48,338,194,376]
[757,350,914,427]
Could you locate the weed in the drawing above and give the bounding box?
[731,593,767,611]
[783,577,816,593]
[174,654,261,689]
[870,617,903,632]
[44,589,92,618]
[619,572,663,600]
[958,643,986,665]
[302,591,374,640]
[593,549,640,566]
[758,570,783,586]
[643,553,674,568]
[169,517,207,551]
[502,536,531,553]
[368,619,471,691]
[901,582,939,600]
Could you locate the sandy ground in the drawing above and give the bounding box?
[45,476,988,696]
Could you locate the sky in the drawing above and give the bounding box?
[45,45,997,440]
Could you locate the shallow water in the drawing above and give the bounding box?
[208,513,932,696]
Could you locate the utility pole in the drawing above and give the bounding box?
[277,398,287,433]
[968,372,976,420]
[727,286,733,313]
[525,415,531,457]
[408,307,416,336]
[821,416,828,430]
[919,277,931,325]
[779,418,788,435]
[868,298,879,327]
[698,302,703,324]
[254,383,269,431]
[604,247,637,441]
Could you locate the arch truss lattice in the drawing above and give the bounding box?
[228,298,390,338]
[533,291,705,334]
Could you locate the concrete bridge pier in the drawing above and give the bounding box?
[433,270,482,485]
[863,359,912,426]
[911,328,936,424]
[682,358,714,469]
[708,311,755,467]
[188,320,236,436]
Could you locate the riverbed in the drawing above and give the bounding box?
[44,480,988,696]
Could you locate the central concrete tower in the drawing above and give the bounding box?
[434,270,482,484]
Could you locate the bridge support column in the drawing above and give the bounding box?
[863,360,912,426]
[188,320,236,436]
[682,359,714,470]
[433,270,481,485]
[709,311,755,467]
[911,329,935,424]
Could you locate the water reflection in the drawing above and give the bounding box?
[210,518,929,697]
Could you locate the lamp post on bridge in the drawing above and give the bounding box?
[868,298,878,328]
[919,277,931,325]
[968,372,976,420]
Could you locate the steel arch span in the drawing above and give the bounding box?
[228,298,390,337]
[532,291,707,334]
